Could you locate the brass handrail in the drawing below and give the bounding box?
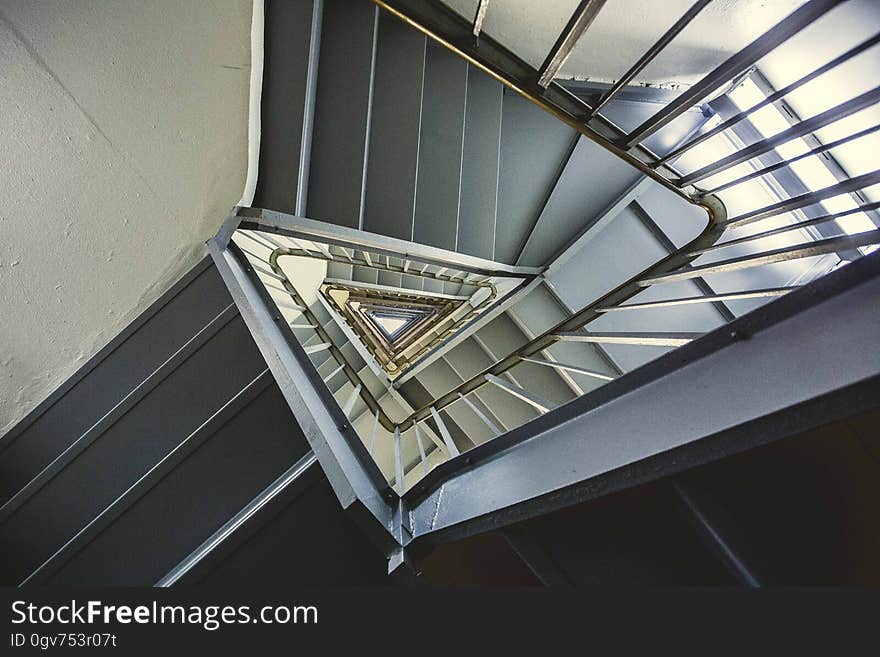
[242,241,501,434]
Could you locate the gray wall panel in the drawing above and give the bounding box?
[0,317,267,584]
[458,65,503,260]
[413,42,467,251]
[363,12,426,241]
[0,261,230,507]
[517,138,642,267]
[252,0,317,213]
[307,0,378,228]
[495,93,576,264]
[194,476,390,587]
[48,385,309,586]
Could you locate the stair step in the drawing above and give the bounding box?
[358,365,388,402]
[402,273,425,291]
[458,64,504,260]
[510,284,616,393]
[321,317,347,345]
[351,392,412,481]
[352,264,378,285]
[308,300,332,326]
[442,350,506,439]
[333,381,367,422]
[340,341,366,372]
[413,41,468,251]
[495,92,577,264]
[326,260,354,280]
[316,356,342,382]
[476,315,575,407]
[378,269,403,288]
[422,275,444,294]
[306,0,378,229]
[445,337,535,430]
[251,0,320,215]
[412,360,489,448]
[517,137,642,266]
[397,379,469,455]
[363,11,425,241]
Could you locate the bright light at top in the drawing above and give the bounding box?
[728,78,876,240]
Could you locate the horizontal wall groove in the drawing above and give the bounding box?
[156,450,318,587]
[21,368,275,586]
[0,257,214,452]
[0,302,240,524]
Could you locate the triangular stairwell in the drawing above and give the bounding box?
[322,283,472,378]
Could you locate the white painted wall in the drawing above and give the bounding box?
[0,1,252,435]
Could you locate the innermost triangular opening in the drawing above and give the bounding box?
[364,307,431,343]
[322,282,474,378]
[373,314,409,336]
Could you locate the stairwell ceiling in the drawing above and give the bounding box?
[443,0,804,89]
[0,1,252,435]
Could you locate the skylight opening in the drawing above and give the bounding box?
[373,315,410,337]
[729,77,876,246]
[365,308,431,342]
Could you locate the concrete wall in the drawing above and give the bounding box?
[0,1,252,435]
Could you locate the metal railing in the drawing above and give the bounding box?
[230,229,512,435]
[226,0,880,493]
[374,0,880,216]
[343,0,880,487]
[234,200,879,494]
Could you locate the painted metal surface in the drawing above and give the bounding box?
[536,0,608,88]
[363,11,426,240]
[405,253,880,543]
[0,257,321,586]
[620,0,845,148]
[235,207,542,277]
[207,239,398,555]
[253,0,320,214]
[414,42,468,250]
[307,0,378,229]
[156,451,318,587]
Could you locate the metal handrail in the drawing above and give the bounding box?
[238,201,880,488]
[372,0,879,224]
[320,282,488,375]
[372,0,701,205]
[267,245,500,372]
[361,0,880,449]
[234,232,504,434]
[236,201,728,493]
[275,190,879,489]
[389,202,724,432]
[235,0,880,491]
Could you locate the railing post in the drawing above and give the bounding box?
[393,426,405,495]
[413,423,429,477]
[429,407,460,458]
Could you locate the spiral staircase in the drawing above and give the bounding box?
[2,0,879,586]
